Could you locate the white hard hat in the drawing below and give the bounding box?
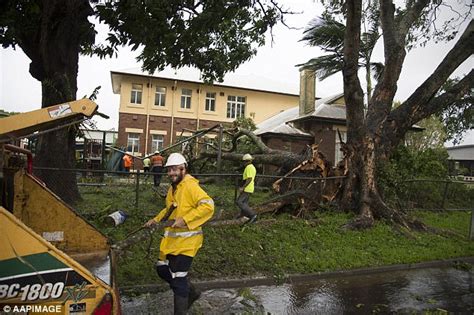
[155,150,160,154]
[165,153,187,167]
[242,153,253,161]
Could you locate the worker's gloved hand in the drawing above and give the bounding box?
[144,219,157,228]
[171,217,187,228]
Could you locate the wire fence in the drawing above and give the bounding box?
[399,179,474,211]
[31,167,345,213]
[30,168,474,239]
[395,178,474,240]
[31,167,474,211]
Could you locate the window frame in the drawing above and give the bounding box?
[335,130,347,163]
[130,84,143,104]
[205,92,216,112]
[151,134,164,152]
[226,95,246,119]
[127,133,140,153]
[154,86,166,107]
[180,88,192,109]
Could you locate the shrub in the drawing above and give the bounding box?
[377,146,450,208]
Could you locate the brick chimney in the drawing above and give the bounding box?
[299,67,316,116]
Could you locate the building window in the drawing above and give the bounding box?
[151,134,164,152]
[335,130,347,163]
[205,92,216,112]
[181,89,192,109]
[130,84,142,104]
[154,87,166,106]
[127,133,140,153]
[226,95,246,119]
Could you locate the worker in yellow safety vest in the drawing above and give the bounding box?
[235,153,257,224]
[145,152,214,314]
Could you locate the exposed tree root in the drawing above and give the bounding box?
[342,192,430,232]
[341,214,374,230]
[342,191,465,240]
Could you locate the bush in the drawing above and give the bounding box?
[377,146,450,208]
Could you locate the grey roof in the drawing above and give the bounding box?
[289,93,346,123]
[254,107,311,137]
[446,145,474,161]
[255,93,345,136]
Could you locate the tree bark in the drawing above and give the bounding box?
[340,0,368,217]
[341,0,409,228]
[21,0,94,203]
[380,20,474,158]
[339,1,473,230]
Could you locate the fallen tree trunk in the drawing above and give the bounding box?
[196,130,347,216]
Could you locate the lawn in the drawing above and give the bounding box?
[74,179,474,287]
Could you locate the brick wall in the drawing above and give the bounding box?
[291,121,339,165]
[118,113,148,152]
[119,111,342,170]
[261,136,312,174]
[119,113,228,158]
[264,136,312,154]
[308,123,336,164]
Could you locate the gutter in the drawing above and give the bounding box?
[120,256,474,294]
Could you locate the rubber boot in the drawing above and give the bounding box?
[188,282,201,310]
[174,295,188,315]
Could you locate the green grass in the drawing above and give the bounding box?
[74,181,474,287]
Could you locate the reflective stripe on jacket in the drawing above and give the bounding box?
[153,174,214,258]
[151,155,164,166]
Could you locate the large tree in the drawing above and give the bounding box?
[0,0,286,202]
[339,0,473,229]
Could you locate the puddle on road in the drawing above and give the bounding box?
[122,265,474,314]
[253,267,474,314]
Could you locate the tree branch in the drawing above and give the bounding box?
[397,0,431,40]
[198,128,304,167]
[381,70,474,156]
[389,20,473,126]
[232,128,275,154]
[200,151,303,167]
[368,0,430,128]
[422,71,474,118]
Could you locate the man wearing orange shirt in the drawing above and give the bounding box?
[151,150,164,186]
[122,152,133,172]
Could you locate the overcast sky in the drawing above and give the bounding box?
[0,0,472,145]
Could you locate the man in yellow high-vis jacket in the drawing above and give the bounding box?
[236,153,257,224]
[145,152,214,314]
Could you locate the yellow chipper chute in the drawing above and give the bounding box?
[0,100,121,314]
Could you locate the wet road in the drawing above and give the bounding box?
[253,266,474,314]
[122,265,474,314]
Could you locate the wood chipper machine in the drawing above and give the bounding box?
[0,100,121,314]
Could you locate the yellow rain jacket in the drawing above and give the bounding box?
[153,174,214,259]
